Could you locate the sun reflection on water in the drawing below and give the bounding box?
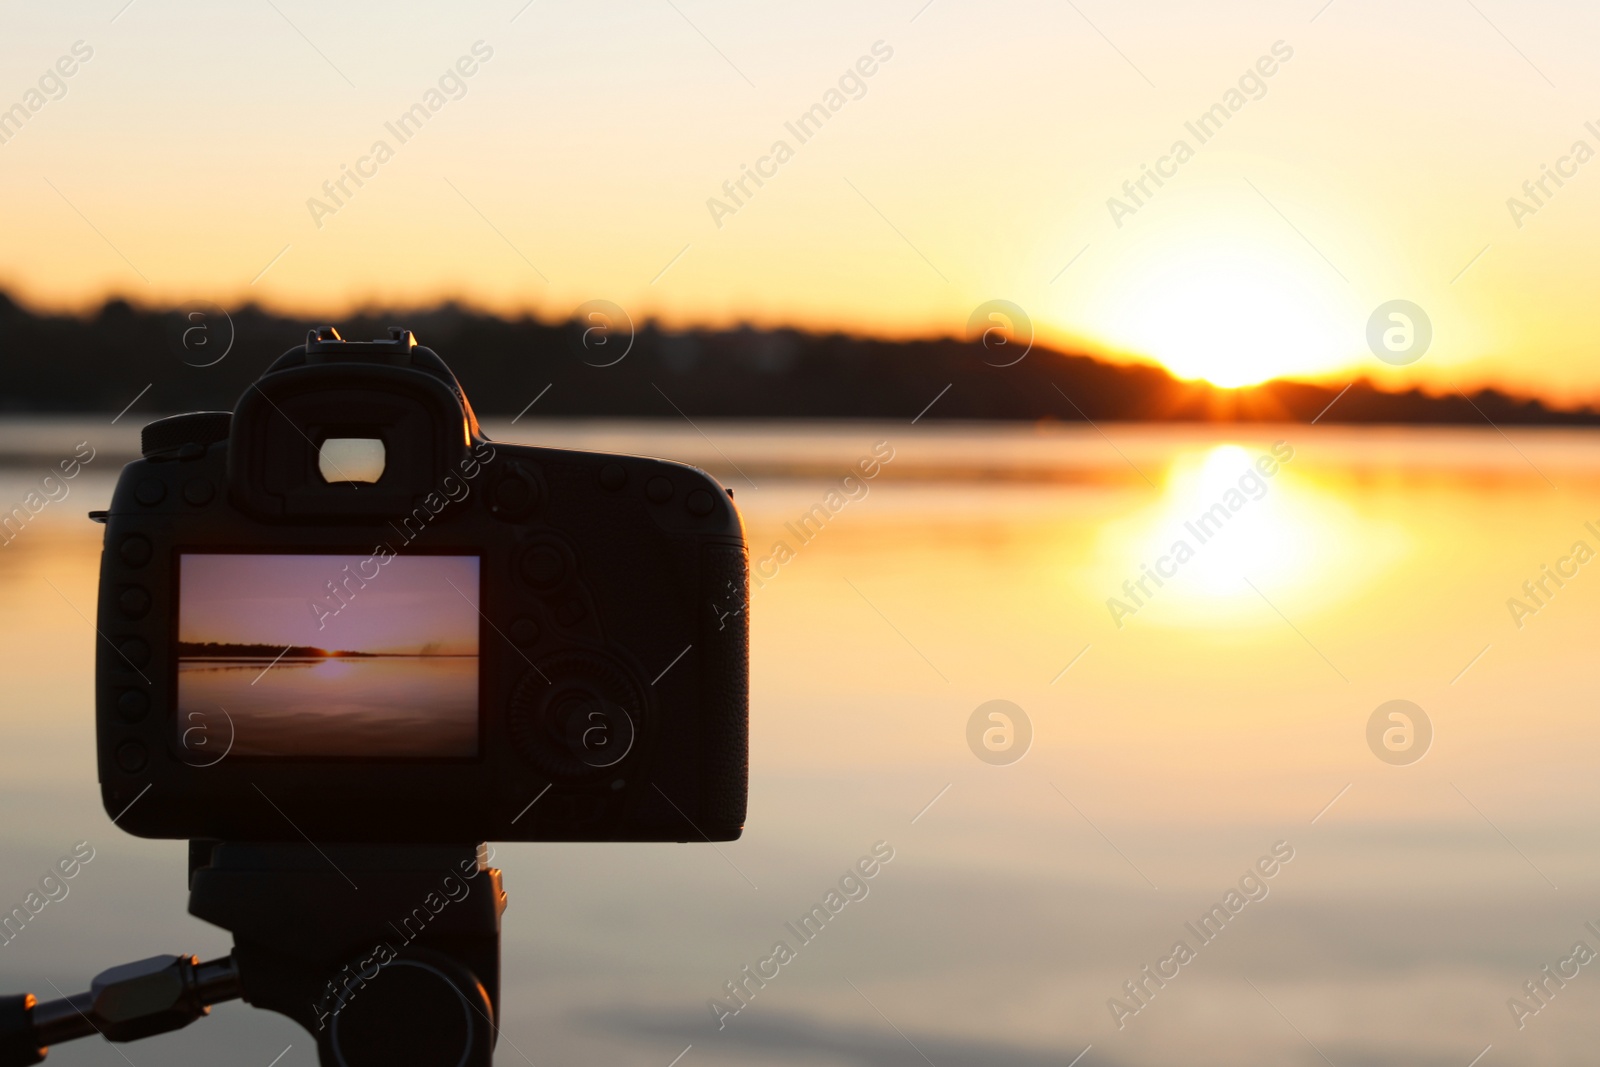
[1091,441,1408,628]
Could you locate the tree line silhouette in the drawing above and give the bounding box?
[2,292,1594,424]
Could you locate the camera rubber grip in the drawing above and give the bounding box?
[700,545,749,833]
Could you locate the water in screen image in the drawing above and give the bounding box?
[176,553,480,758]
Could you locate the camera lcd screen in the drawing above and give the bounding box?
[176,553,480,758]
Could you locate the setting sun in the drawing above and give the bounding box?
[1065,213,1363,388]
[1111,257,1348,387]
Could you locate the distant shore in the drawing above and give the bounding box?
[177,642,474,659]
[1,294,1595,425]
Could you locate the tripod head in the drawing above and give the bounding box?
[0,842,505,1066]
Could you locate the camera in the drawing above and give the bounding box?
[93,327,749,843]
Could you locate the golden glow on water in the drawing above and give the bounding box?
[1087,443,1410,625]
[8,428,1600,1065]
[728,425,1600,833]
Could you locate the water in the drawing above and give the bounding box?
[2,420,1599,1065]
[177,657,479,758]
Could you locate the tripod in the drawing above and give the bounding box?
[0,842,505,1066]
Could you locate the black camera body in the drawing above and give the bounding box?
[94,329,748,843]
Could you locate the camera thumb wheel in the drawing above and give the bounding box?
[324,951,494,1067]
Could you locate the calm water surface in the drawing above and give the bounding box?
[177,657,478,758]
[3,420,1599,1065]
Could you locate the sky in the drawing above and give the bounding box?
[178,552,480,654]
[3,1,1600,399]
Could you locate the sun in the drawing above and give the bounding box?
[1129,258,1352,386]
[1063,226,1363,388]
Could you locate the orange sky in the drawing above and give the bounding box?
[179,553,479,655]
[3,1,1599,400]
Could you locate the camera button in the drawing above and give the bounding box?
[182,478,214,506]
[116,689,149,722]
[646,476,672,503]
[686,489,714,516]
[519,546,565,589]
[118,586,151,618]
[494,477,532,512]
[115,740,148,774]
[599,463,627,491]
[491,464,541,518]
[118,535,152,568]
[135,478,166,506]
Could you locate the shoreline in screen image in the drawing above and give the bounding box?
[177,553,480,758]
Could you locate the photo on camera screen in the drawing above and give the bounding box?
[176,553,480,758]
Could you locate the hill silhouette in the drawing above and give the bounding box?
[1,292,1594,424]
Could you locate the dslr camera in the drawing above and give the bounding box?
[93,328,749,843]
